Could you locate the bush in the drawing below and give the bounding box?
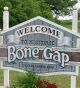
[33,80,58,88]
[17,72,40,88]
[13,72,58,88]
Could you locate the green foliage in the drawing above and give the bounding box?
[0,0,53,29]
[16,72,40,88]
[45,0,77,15]
[56,20,72,29]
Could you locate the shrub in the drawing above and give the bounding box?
[14,72,58,88]
[33,80,58,88]
[17,72,40,88]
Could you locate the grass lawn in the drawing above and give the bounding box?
[0,70,80,88]
[0,70,3,85]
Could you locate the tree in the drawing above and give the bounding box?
[45,0,77,16]
[0,0,53,29]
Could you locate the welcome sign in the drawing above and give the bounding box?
[0,7,80,88]
[0,16,80,75]
[15,25,63,39]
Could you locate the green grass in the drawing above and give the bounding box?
[77,73,80,88]
[41,75,71,88]
[56,20,80,32]
[0,70,3,85]
[0,70,80,88]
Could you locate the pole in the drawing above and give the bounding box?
[4,69,9,88]
[71,75,76,88]
[72,6,78,33]
[3,6,9,31]
[3,6,10,87]
[71,1,79,88]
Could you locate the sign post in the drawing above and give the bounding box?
[71,75,76,88]
[71,2,79,88]
[3,6,9,88]
[4,69,9,88]
[71,66,79,88]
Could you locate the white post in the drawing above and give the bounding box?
[71,37,80,88]
[72,6,78,33]
[71,75,76,88]
[71,1,79,88]
[3,6,10,88]
[3,6,9,31]
[4,69,9,88]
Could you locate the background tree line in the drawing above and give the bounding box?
[0,0,77,29]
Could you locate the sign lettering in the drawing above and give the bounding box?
[15,25,63,39]
[8,46,69,67]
